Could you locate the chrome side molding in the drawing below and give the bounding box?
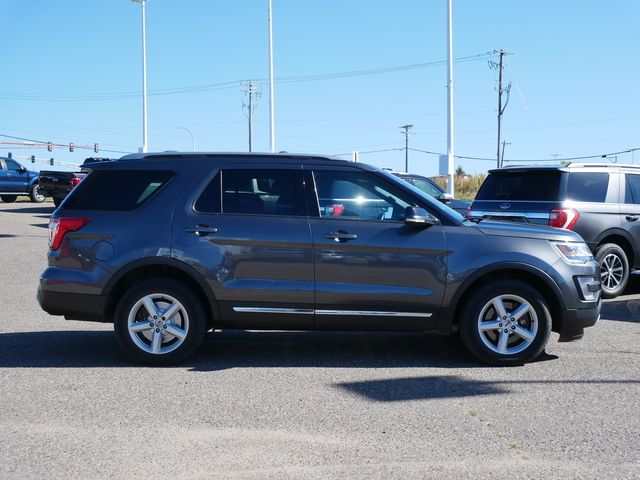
[233,307,431,318]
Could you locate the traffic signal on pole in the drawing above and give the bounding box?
[69,143,74,153]
[47,142,52,152]
[94,143,99,153]
[31,155,35,164]
[7,152,11,159]
[50,158,54,166]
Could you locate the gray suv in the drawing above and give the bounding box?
[37,153,601,366]
[469,163,640,298]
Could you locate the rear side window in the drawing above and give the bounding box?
[625,174,640,204]
[476,171,561,201]
[207,169,306,216]
[64,170,173,211]
[566,173,609,202]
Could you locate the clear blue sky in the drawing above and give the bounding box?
[1,0,638,176]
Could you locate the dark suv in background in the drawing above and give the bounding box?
[389,170,471,216]
[469,163,640,298]
[38,153,600,366]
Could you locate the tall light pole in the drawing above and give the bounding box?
[176,127,195,152]
[132,0,148,153]
[268,0,276,153]
[446,0,455,196]
[400,124,414,172]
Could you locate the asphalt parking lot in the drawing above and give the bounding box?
[0,201,638,479]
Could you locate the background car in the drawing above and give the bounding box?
[0,157,44,203]
[389,170,471,215]
[468,162,640,298]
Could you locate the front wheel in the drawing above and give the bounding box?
[459,280,551,365]
[30,185,45,203]
[595,243,628,299]
[53,197,62,208]
[114,278,207,365]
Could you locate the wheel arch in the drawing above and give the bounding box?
[103,258,220,328]
[594,230,635,267]
[442,263,565,335]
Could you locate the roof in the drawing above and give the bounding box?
[118,151,349,164]
[490,162,640,174]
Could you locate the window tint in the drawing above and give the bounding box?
[313,170,415,221]
[194,173,221,213]
[566,172,609,202]
[476,171,561,201]
[64,170,173,211]
[5,159,21,171]
[407,177,442,198]
[221,169,305,216]
[625,174,640,204]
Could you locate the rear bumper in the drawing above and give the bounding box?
[557,298,601,342]
[37,287,109,323]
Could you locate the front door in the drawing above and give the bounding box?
[3,159,29,192]
[307,167,447,330]
[172,167,315,329]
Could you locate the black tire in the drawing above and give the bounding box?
[459,280,551,366]
[30,185,45,203]
[114,278,207,366]
[595,243,629,299]
[1,195,17,203]
[53,197,62,208]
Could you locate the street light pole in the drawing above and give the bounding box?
[132,0,148,153]
[446,0,455,197]
[176,127,195,152]
[268,0,276,153]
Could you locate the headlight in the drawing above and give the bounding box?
[551,241,594,264]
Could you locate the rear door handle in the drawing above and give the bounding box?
[324,231,358,242]
[625,215,640,222]
[185,225,218,236]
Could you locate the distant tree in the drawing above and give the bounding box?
[455,165,467,176]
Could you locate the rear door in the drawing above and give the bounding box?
[307,166,447,331]
[172,166,315,329]
[621,171,640,267]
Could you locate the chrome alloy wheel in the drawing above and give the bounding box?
[477,294,538,355]
[32,186,45,202]
[600,253,624,291]
[127,293,189,355]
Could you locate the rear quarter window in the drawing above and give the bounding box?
[566,172,609,202]
[63,170,174,211]
[476,171,561,201]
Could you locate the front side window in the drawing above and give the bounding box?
[407,177,442,198]
[203,169,306,216]
[566,172,609,203]
[313,170,415,222]
[5,159,21,171]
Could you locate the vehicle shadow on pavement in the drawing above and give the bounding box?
[0,206,55,215]
[600,299,640,323]
[336,377,640,402]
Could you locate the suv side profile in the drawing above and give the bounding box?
[0,157,45,203]
[469,163,640,298]
[38,153,601,366]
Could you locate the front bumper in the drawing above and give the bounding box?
[557,298,601,342]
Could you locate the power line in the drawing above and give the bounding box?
[0,52,496,102]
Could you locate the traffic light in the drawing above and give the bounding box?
[7,152,11,159]
[31,155,35,164]
[50,158,54,166]
[94,143,99,153]
[69,143,74,153]
[47,142,52,152]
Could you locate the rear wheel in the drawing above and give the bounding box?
[114,278,207,365]
[459,280,551,365]
[30,185,45,203]
[53,197,62,207]
[1,195,17,203]
[595,243,628,299]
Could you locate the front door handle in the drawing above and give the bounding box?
[185,225,218,236]
[324,231,358,242]
[625,215,640,222]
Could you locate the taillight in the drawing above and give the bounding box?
[49,217,90,250]
[549,208,580,230]
[71,176,82,188]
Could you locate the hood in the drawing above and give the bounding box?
[471,219,582,242]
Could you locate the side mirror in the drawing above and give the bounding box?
[19,166,26,173]
[438,192,453,203]
[405,206,439,227]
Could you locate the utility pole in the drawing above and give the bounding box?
[446,0,455,196]
[492,49,512,168]
[500,141,510,167]
[267,0,276,153]
[399,124,414,172]
[242,81,262,152]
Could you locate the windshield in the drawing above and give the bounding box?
[378,169,465,222]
